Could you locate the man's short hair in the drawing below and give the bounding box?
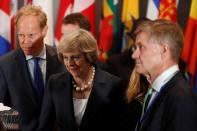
[15,5,47,29]
[135,19,184,62]
[63,13,91,31]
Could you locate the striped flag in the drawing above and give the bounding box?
[181,0,197,90]
[0,0,17,56]
[55,0,95,45]
[98,0,119,61]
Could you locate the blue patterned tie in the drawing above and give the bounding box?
[33,57,44,100]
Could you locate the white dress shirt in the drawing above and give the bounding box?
[147,65,179,109]
[26,45,46,85]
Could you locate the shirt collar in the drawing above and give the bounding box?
[151,64,179,92]
[26,44,46,60]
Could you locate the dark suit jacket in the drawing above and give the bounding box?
[0,45,65,131]
[38,68,125,131]
[138,72,197,131]
[119,99,142,131]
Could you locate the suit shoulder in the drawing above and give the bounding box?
[0,50,19,65]
[49,72,68,81]
[97,69,122,84]
[164,73,197,104]
[46,45,57,56]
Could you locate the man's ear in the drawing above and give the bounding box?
[42,25,48,37]
[161,43,169,54]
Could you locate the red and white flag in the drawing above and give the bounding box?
[72,0,95,35]
[55,0,74,44]
[55,0,95,45]
[24,0,32,4]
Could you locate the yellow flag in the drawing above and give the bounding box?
[122,0,139,31]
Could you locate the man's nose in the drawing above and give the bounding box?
[131,48,139,59]
[23,36,31,43]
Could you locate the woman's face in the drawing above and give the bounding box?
[62,50,91,78]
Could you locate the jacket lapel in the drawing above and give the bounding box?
[57,73,77,129]
[80,69,112,126]
[140,72,180,130]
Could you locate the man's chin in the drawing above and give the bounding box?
[23,50,33,56]
[135,67,145,74]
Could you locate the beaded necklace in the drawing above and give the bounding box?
[72,66,95,92]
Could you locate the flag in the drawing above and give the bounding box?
[194,64,197,92]
[0,0,17,56]
[72,0,96,35]
[146,0,160,20]
[55,0,74,44]
[122,0,139,31]
[55,0,95,45]
[24,0,32,4]
[146,0,178,21]
[181,0,197,63]
[25,0,55,46]
[180,0,197,91]
[158,0,177,22]
[121,0,139,50]
[32,0,55,46]
[98,0,119,61]
[189,30,197,90]
[11,0,17,49]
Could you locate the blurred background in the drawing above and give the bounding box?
[0,0,196,91]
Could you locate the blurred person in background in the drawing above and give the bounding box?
[61,13,91,35]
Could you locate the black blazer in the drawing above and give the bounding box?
[38,68,125,131]
[138,72,197,131]
[0,45,65,131]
